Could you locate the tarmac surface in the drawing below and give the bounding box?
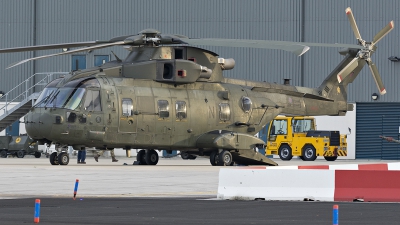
[1,156,400,224]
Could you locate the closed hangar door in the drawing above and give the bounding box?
[356,103,400,159]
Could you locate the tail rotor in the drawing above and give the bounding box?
[337,7,394,95]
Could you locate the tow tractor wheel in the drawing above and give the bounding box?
[302,144,317,161]
[16,150,25,158]
[278,144,293,161]
[209,151,219,166]
[217,150,233,166]
[49,152,59,165]
[145,149,159,165]
[34,152,42,158]
[324,156,338,161]
[58,152,69,165]
[137,150,147,165]
[0,150,7,158]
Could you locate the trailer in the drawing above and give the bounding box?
[0,136,41,158]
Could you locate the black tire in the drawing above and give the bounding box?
[324,156,338,161]
[209,151,219,166]
[58,152,69,165]
[137,150,147,165]
[302,144,317,161]
[50,152,59,165]
[181,151,190,159]
[299,156,305,161]
[0,150,7,158]
[145,149,159,165]
[16,150,25,158]
[217,150,233,166]
[278,145,293,160]
[34,152,42,158]
[188,155,197,160]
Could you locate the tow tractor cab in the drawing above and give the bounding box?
[265,116,347,161]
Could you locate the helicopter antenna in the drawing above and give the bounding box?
[111,51,122,62]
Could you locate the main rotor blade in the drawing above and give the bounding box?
[7,41,128,69]
[0,41,108,53]
[337,57,359,83]
[368,61,386,95]
[345,7,362,41]
[180,38,364,56]
[373,21,394,45]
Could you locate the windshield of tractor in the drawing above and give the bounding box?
[270,119,288,135]
[292,119,314,133]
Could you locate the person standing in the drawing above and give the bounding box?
[94,149,118,162]
[77,148,87,164]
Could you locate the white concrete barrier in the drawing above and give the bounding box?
[217,168,335,201]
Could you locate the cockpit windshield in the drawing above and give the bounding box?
[34,78,100,110]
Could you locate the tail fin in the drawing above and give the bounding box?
[317,49,365,103]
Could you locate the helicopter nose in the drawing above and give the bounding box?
[25,109,52,139]
[25,111,42,139]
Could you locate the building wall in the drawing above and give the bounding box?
[1,0,398,102]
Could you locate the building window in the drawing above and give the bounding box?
[94,55,110,67]
[158,100,169,118]
[219,103,231,121]
[176,101,187,120]
[122,98,133,116]
[71,55,86,71]
[84,90,101,111]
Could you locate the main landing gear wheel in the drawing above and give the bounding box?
[145,149,159,165]
[0,150,7,158]
[34,152,42,158]
[278,145,293,161]
[302,144,317,161]
[137,150,147,165]
[17,150,25,158]
[58,152,69,165]
[181,151,190,159]
[210,151,219,166]
[217,150,233,166]
[50,152,59,165]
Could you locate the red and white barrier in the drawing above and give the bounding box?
[218,162,400,202]
[242,162,400,170]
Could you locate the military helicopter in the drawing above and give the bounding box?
[0,8,394,166]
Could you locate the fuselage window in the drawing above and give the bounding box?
[219,103,231,121]
[158,100,169,118]
[122,98,133,116]
[84,90,102,111]
[241,96,252,113]
[176,101,187,120]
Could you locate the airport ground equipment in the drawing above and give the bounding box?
[265,116,347,161]
[0,135,40,158]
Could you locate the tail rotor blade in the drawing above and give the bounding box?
[368,62,386,95]
[373,21,394,45]
[337,57,359,83]
[345,7,362,41]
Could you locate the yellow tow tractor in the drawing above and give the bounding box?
[265,116,347,161]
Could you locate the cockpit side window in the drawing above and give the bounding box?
[84,90,102,111]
